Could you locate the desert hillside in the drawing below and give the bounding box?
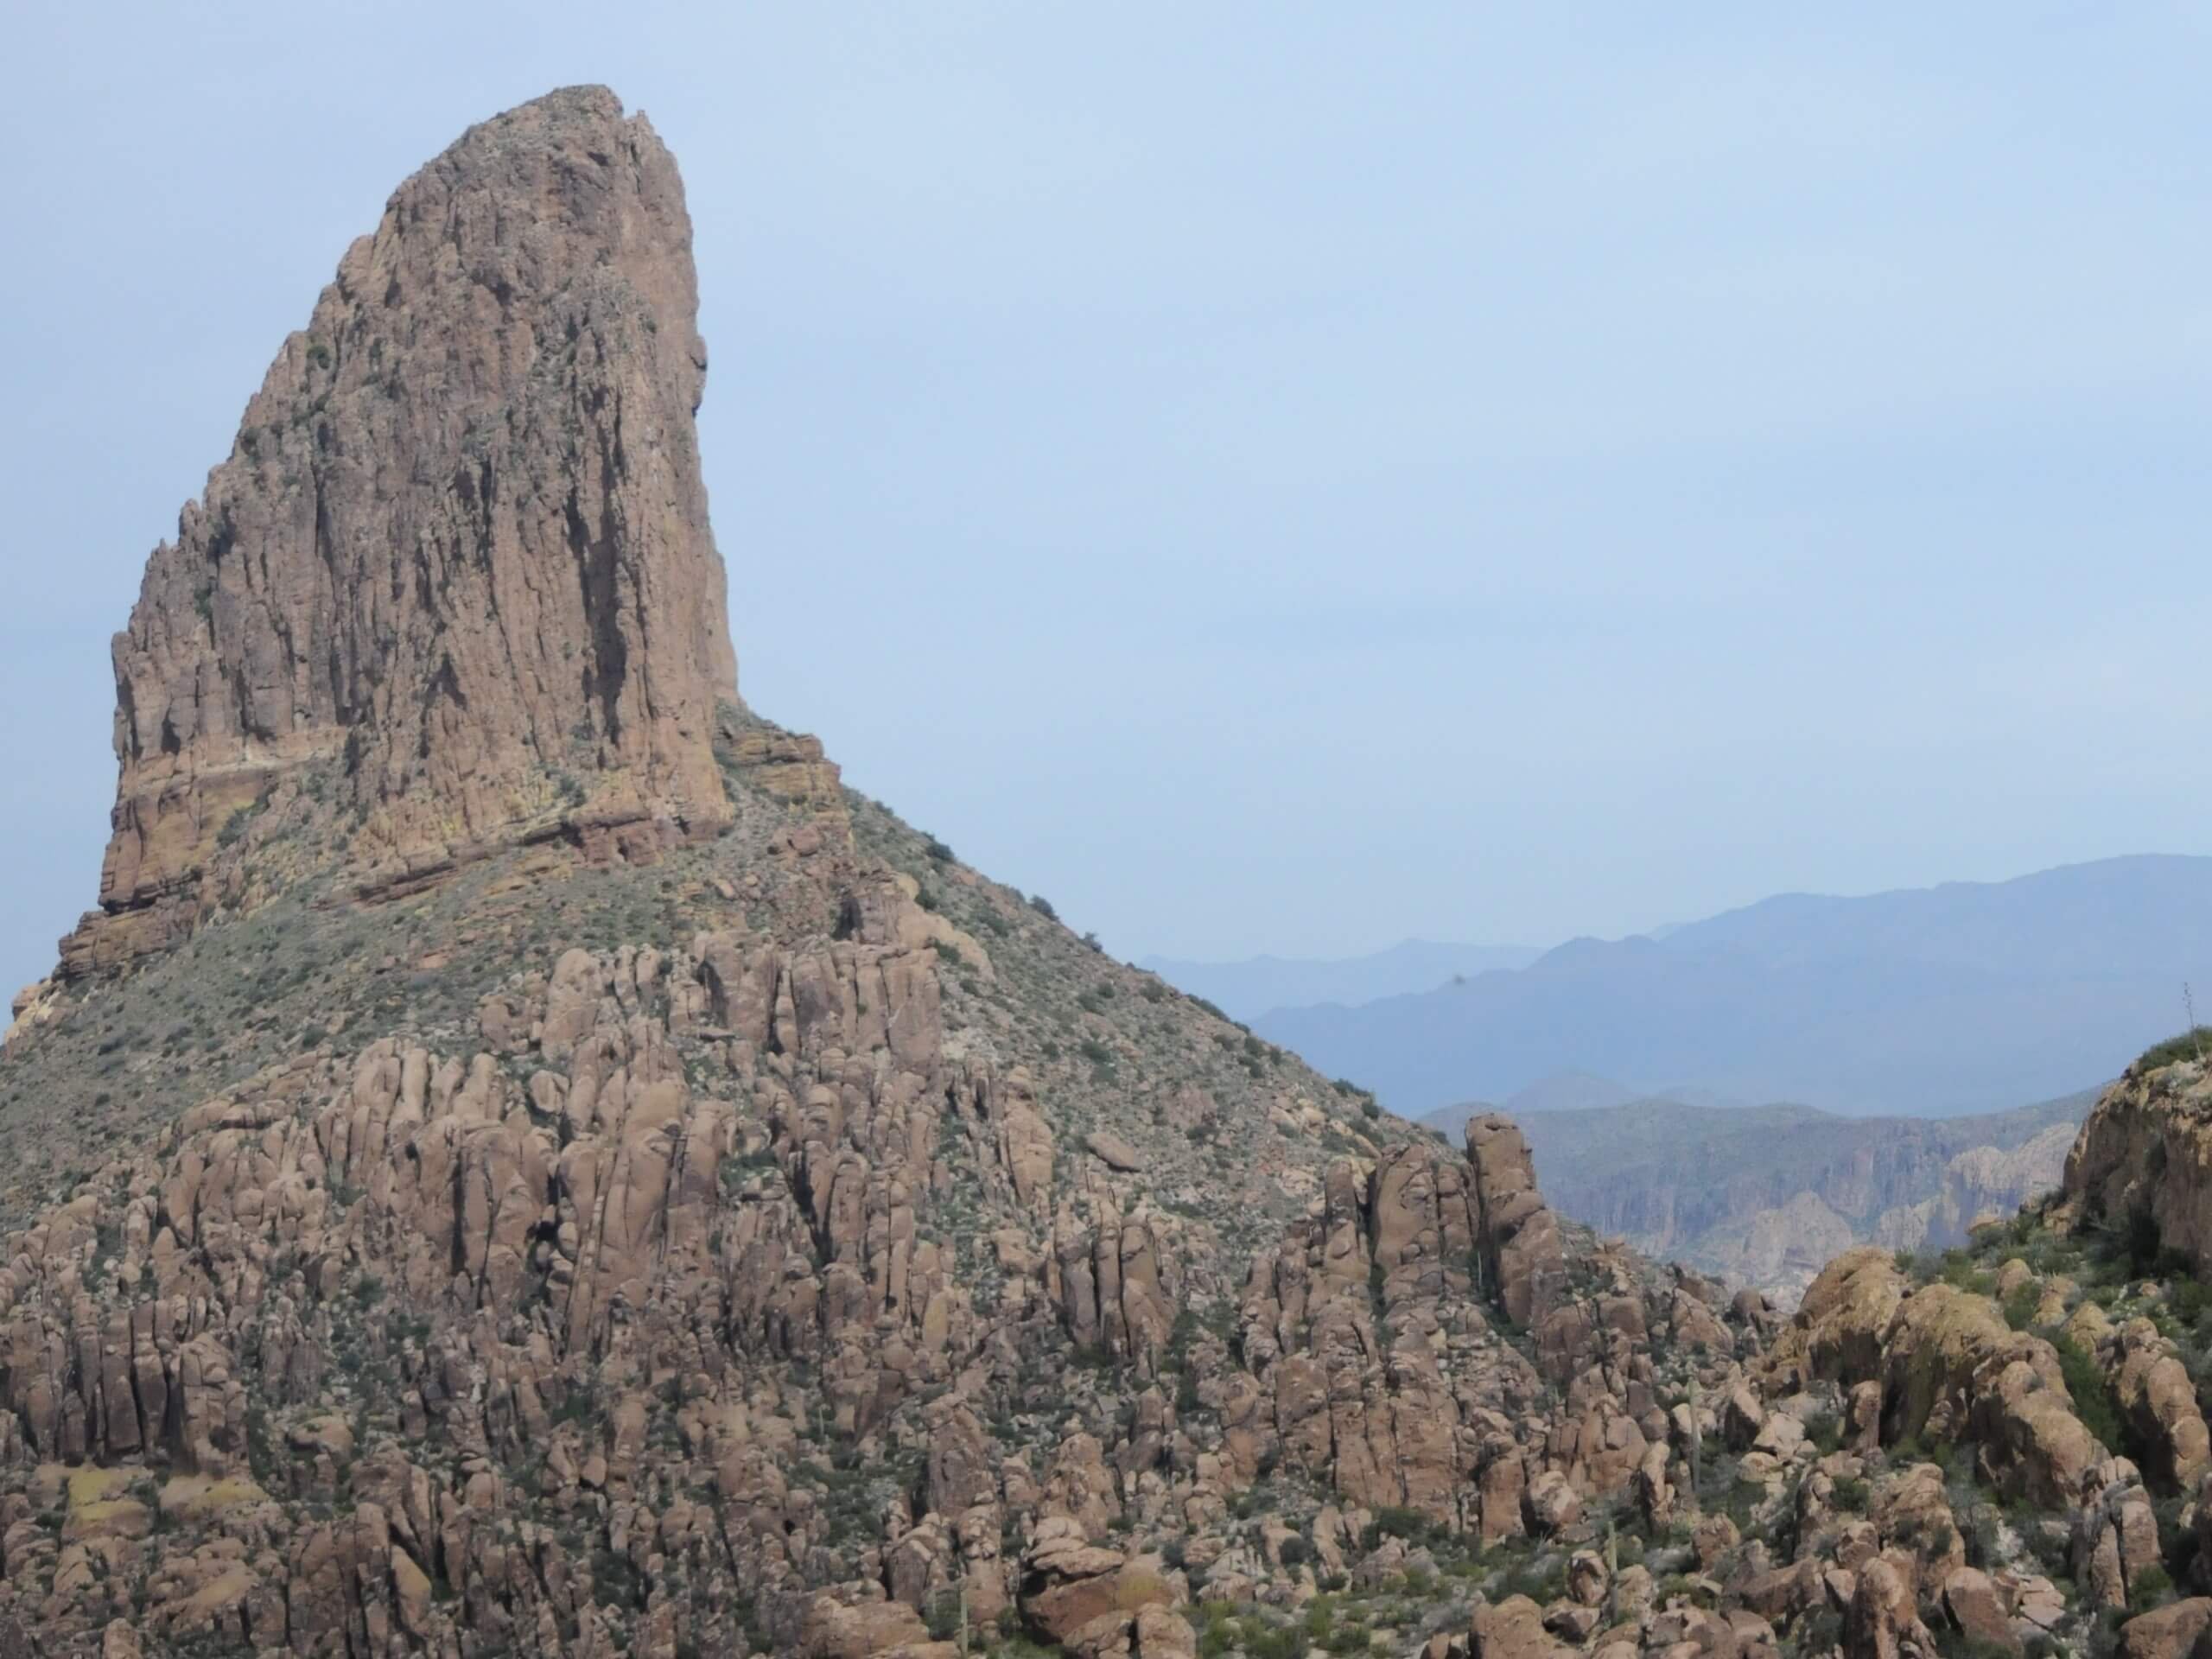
[3,82,2211,1659]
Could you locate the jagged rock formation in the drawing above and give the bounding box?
[62,86,736,979]
[4,81,2211,1659]
[2062,1043,2212,1270]
[0,89,1748,1657]
[0,797,1763,1653]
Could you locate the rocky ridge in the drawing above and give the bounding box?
[3,81,2211,1659]
[0,736,1764,1656]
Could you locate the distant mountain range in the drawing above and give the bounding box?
[1138,938,1540,1023]
[1459,1090,2094,1303]
[1254,855,2212,1117]
[1421,1072,1745,1140]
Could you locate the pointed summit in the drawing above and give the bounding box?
[67,86,738,976]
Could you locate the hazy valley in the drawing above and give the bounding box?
[1498,1093,2089,1305]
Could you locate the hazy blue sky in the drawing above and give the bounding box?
[5,3,2210,1000]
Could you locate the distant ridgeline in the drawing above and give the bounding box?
[1259,854,2212,1116]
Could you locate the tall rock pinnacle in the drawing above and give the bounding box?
[65,86,738,976]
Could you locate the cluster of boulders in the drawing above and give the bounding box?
[0,879,1747,1656]
[16,886,2212,1659]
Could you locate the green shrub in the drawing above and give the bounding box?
[1363,1504,1428,1549]
[923,1590,964,1643]
[2138,1029,2212,1071]
[1939,1250,1994,1296]
[2129,1562,2174,1615]
[2171,1276,2212,1327]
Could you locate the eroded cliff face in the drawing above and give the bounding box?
[1523,1100,2088,1305]
[2061,1049,2212,1268]
[65,86,737,978]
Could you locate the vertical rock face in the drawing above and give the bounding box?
[66,85,736,975]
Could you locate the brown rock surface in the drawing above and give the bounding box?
[0,73,2189,1659]
[1465,1113,1567,1326]
[63,85,737,977]
[2063,1057,2212,1269]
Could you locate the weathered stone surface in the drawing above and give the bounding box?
[2063,1060,2212,1269]
[1938,1567,2019,1656]
[2113,1317,2212,1494]
[1465,1113,1566,1326]
[1777,1248,1908,1386]
[1761,1243,2100,1510]
[1470,1595,1568,1659]
[2117,1598,2212,1659]
[1843,1554,1936,1659]
[62,85,738,976]
[2074,1459,2164,1611]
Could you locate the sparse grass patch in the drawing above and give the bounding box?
[2139,1029,2212,1071]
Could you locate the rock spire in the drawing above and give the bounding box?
[66,86,737,975]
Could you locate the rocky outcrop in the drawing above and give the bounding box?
[2112,1318,2212,1492]
[2063,1053,2212,1270]
[1466,1113,1567,1326]
[2,980,59,1052]
[64,86,738,977]
[0,905,1766,1653]
[1764,1251,2102,1508]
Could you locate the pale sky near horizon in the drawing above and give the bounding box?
[4,3,2210,1001]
